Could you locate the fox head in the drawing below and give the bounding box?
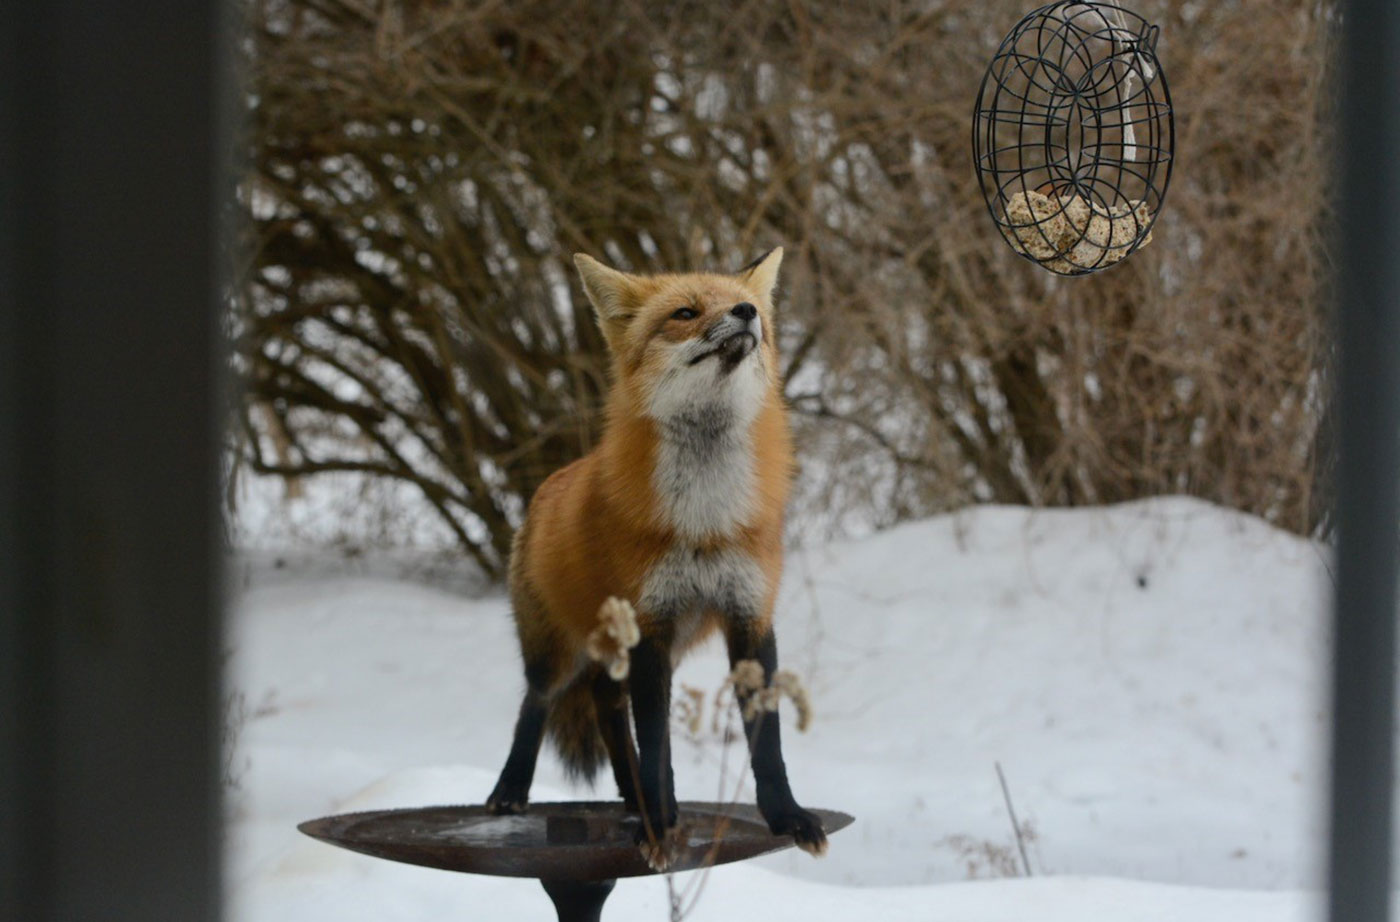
[573,249,783,428]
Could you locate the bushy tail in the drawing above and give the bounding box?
[544,674,607,784]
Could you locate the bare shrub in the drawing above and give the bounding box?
[230,0,1335,573]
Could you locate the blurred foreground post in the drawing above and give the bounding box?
[0,3,224,921]
[1329,1,1400,921]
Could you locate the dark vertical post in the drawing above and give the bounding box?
[1329,2,1400,922]
[540,878,618,922]
[0,6,20,915]
[0,4,224,922]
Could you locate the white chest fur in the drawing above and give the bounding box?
[640,337,770,634]
[639,545,767,645]
[651,412,757,541]
[645,340,768,542]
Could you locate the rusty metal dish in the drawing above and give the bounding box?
[299,801,854,882]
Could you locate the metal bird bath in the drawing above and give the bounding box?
[299,801,854,922]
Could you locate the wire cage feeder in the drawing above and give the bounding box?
[973,1,1174,275]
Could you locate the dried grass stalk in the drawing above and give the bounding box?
[586,597,640,681]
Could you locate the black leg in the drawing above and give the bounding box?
[486,692,548,814]
[725,622,828,855]
[628,630,678,859]
[591,669,640,811]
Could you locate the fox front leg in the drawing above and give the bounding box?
[725,621,828,856]
[628,628,681,868]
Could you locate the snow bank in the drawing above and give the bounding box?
[226,497,1330,920]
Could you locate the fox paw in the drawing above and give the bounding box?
[767,807,828,857]
[635,820,682,871]
[485,785,529,815]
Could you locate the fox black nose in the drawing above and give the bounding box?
[731,302,757,321]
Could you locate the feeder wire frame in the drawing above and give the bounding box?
[972,1,1175,276]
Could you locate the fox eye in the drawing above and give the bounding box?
[670,306,699,321]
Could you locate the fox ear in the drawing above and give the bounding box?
[574,253,637,341]
[737,246,783,302]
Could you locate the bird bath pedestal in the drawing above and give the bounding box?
[299,801,853,922]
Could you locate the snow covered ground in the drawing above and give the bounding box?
[225,497,1332,920]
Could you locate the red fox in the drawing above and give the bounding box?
[486,247,827,860]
